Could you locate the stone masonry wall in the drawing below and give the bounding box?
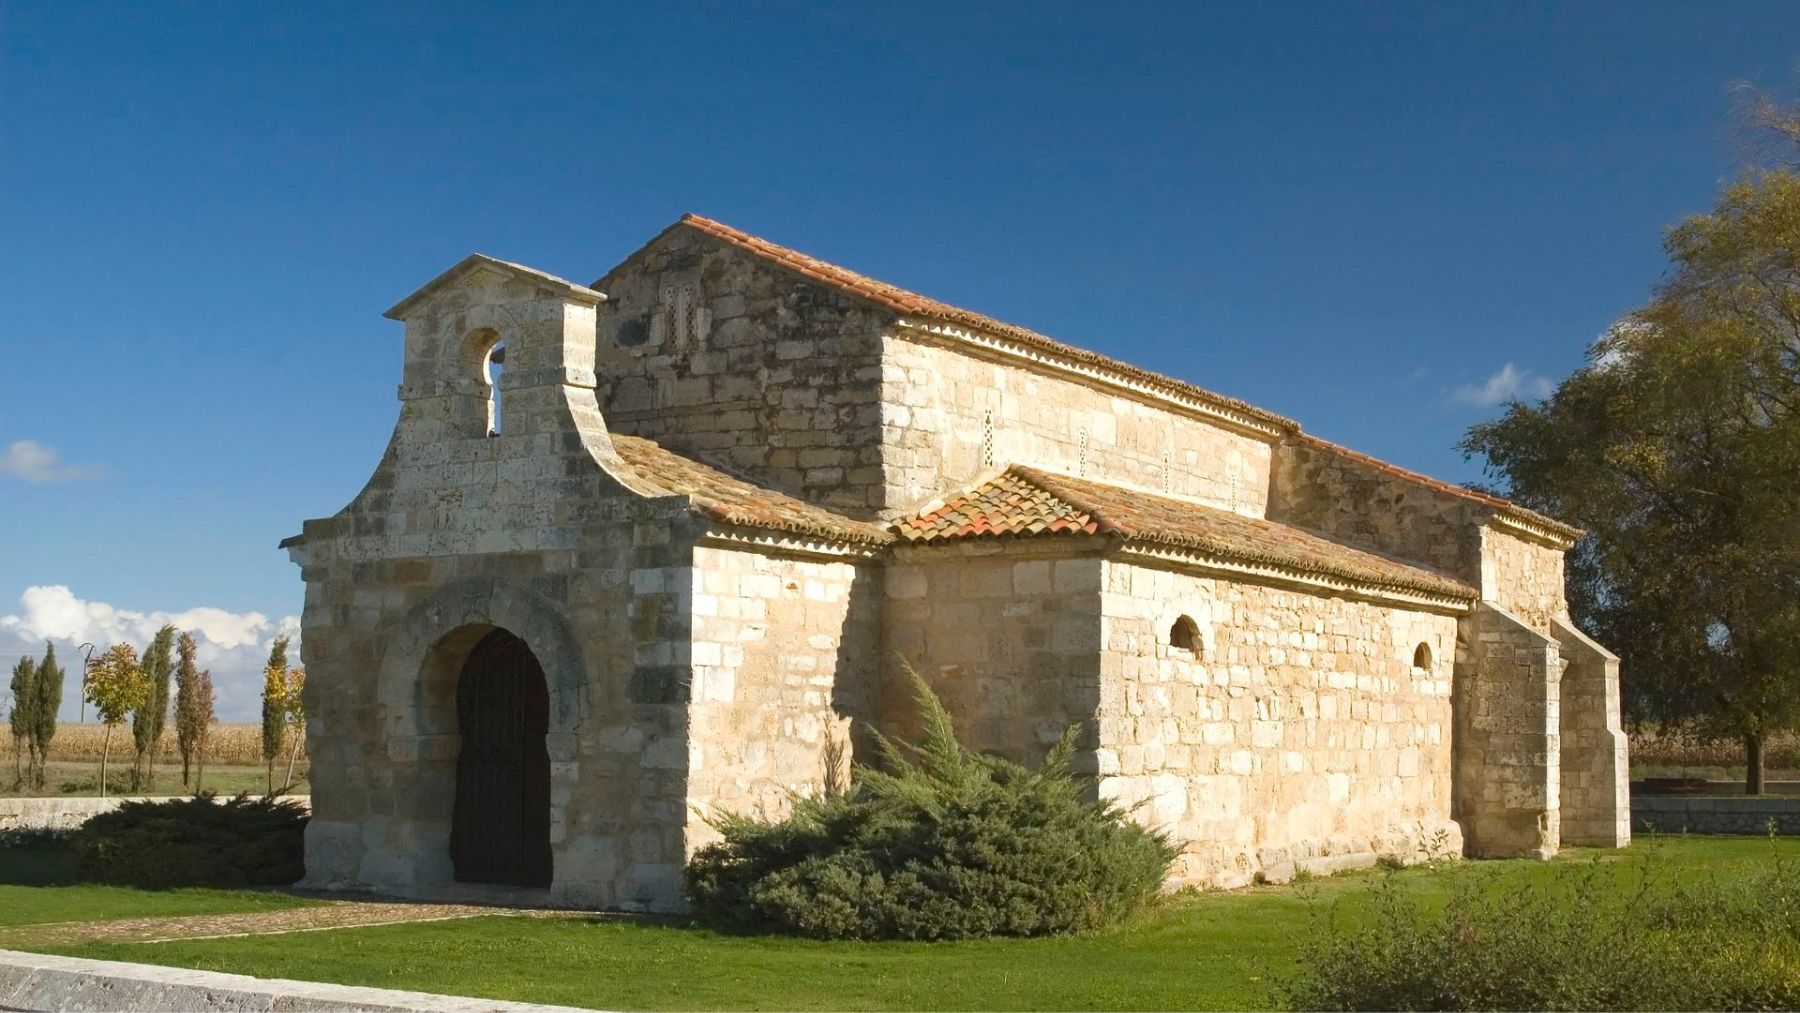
[294,265,709,912]
[1098,559,1463,889]
[594,229,894,519]
[1456,603,1561,858]
[1632,795,1800,835]
[683,543,879,845]
[1481,527,1569,634]
[1268,436,1489,579]
[1554,617,1630,847]
[881,334,1276,519]
[881,544,1105,764]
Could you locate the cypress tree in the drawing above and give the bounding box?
[194,668,216,793]
[174,633,200,787]
[31,643,63,790]
[8,655,36,789]
[131,625,175,791]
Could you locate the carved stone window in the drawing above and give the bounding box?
[1413,642,1433,671]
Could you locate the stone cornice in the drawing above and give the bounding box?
[1486,511,1580,551]
[1112,542,1478,615]
[696,524,888,563]
[386,254,604,321]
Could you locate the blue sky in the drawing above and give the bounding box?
[3,2,1796,716]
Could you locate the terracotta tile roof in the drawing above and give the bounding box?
[667,213,1293,431]
[610,434,892,547]
[896,466,1476,600]
[894,470,1102,541]
[625,213,1580,543]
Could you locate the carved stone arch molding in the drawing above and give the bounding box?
[368,574,590,893]
[379,574,590,751]
[439,301,529,379]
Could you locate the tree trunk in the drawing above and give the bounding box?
[265,757,273,795]
[182,751,190,788]
[100,725,112,799]
[1747,732,1766,796]
[283,735,301,791]
[195,738,206,795]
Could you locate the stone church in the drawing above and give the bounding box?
[285,214,1629,910]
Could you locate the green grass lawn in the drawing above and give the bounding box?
[0,883,314,927]
[0,841,316,927]
[36,836,1794,1012]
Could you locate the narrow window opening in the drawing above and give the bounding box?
[1170,615,1202,655]
[1413,642,1432,670]
[485,342,506,437]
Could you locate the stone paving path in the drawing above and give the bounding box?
[0,898,578,949]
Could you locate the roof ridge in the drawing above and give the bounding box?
[671,214,1294,431]
[977,466,1475,599]
[617,214,1581,542]
[1006,465,1125,537]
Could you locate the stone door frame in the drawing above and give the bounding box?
[374,575,588,895]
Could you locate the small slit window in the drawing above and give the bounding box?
[1413,642,1433,670]
[485,342,506,436]
[1170,615,1202,655]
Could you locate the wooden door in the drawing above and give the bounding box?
[450,628,552,888]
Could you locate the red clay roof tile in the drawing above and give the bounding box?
[637,213,1581,543]
[610,434,892,547]
[895,466,1475,600]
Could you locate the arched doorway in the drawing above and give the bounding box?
[449,627,552,888]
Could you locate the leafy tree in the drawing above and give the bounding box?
[130,625,175,791]
[173,632,202,786]
[1463,166,1800,793]
[85,644,148,798]
[282,666,306,790]
[261,635,290,793]
[8,655,34,790]
[31,643,64,790]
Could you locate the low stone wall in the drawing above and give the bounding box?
[0,795,311,832]
[1631,794,1800,835]
[0,948,590,1012]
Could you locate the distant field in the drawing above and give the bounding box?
[3,723,307,797]
[41,722,267,766]
[1631,726,1800,781]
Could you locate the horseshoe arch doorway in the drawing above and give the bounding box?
[449,627,552,888]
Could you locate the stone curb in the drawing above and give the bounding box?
[0,948,600,1012]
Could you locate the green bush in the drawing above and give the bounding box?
[685,672,1175,940]
[1277,841,1800,1011]
[69,793,307,888]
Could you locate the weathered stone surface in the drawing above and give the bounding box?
[289,217,1628,913]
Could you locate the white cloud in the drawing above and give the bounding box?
[0,440,103,483]
[0,585,299,722]
[1452,363,1555,407]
